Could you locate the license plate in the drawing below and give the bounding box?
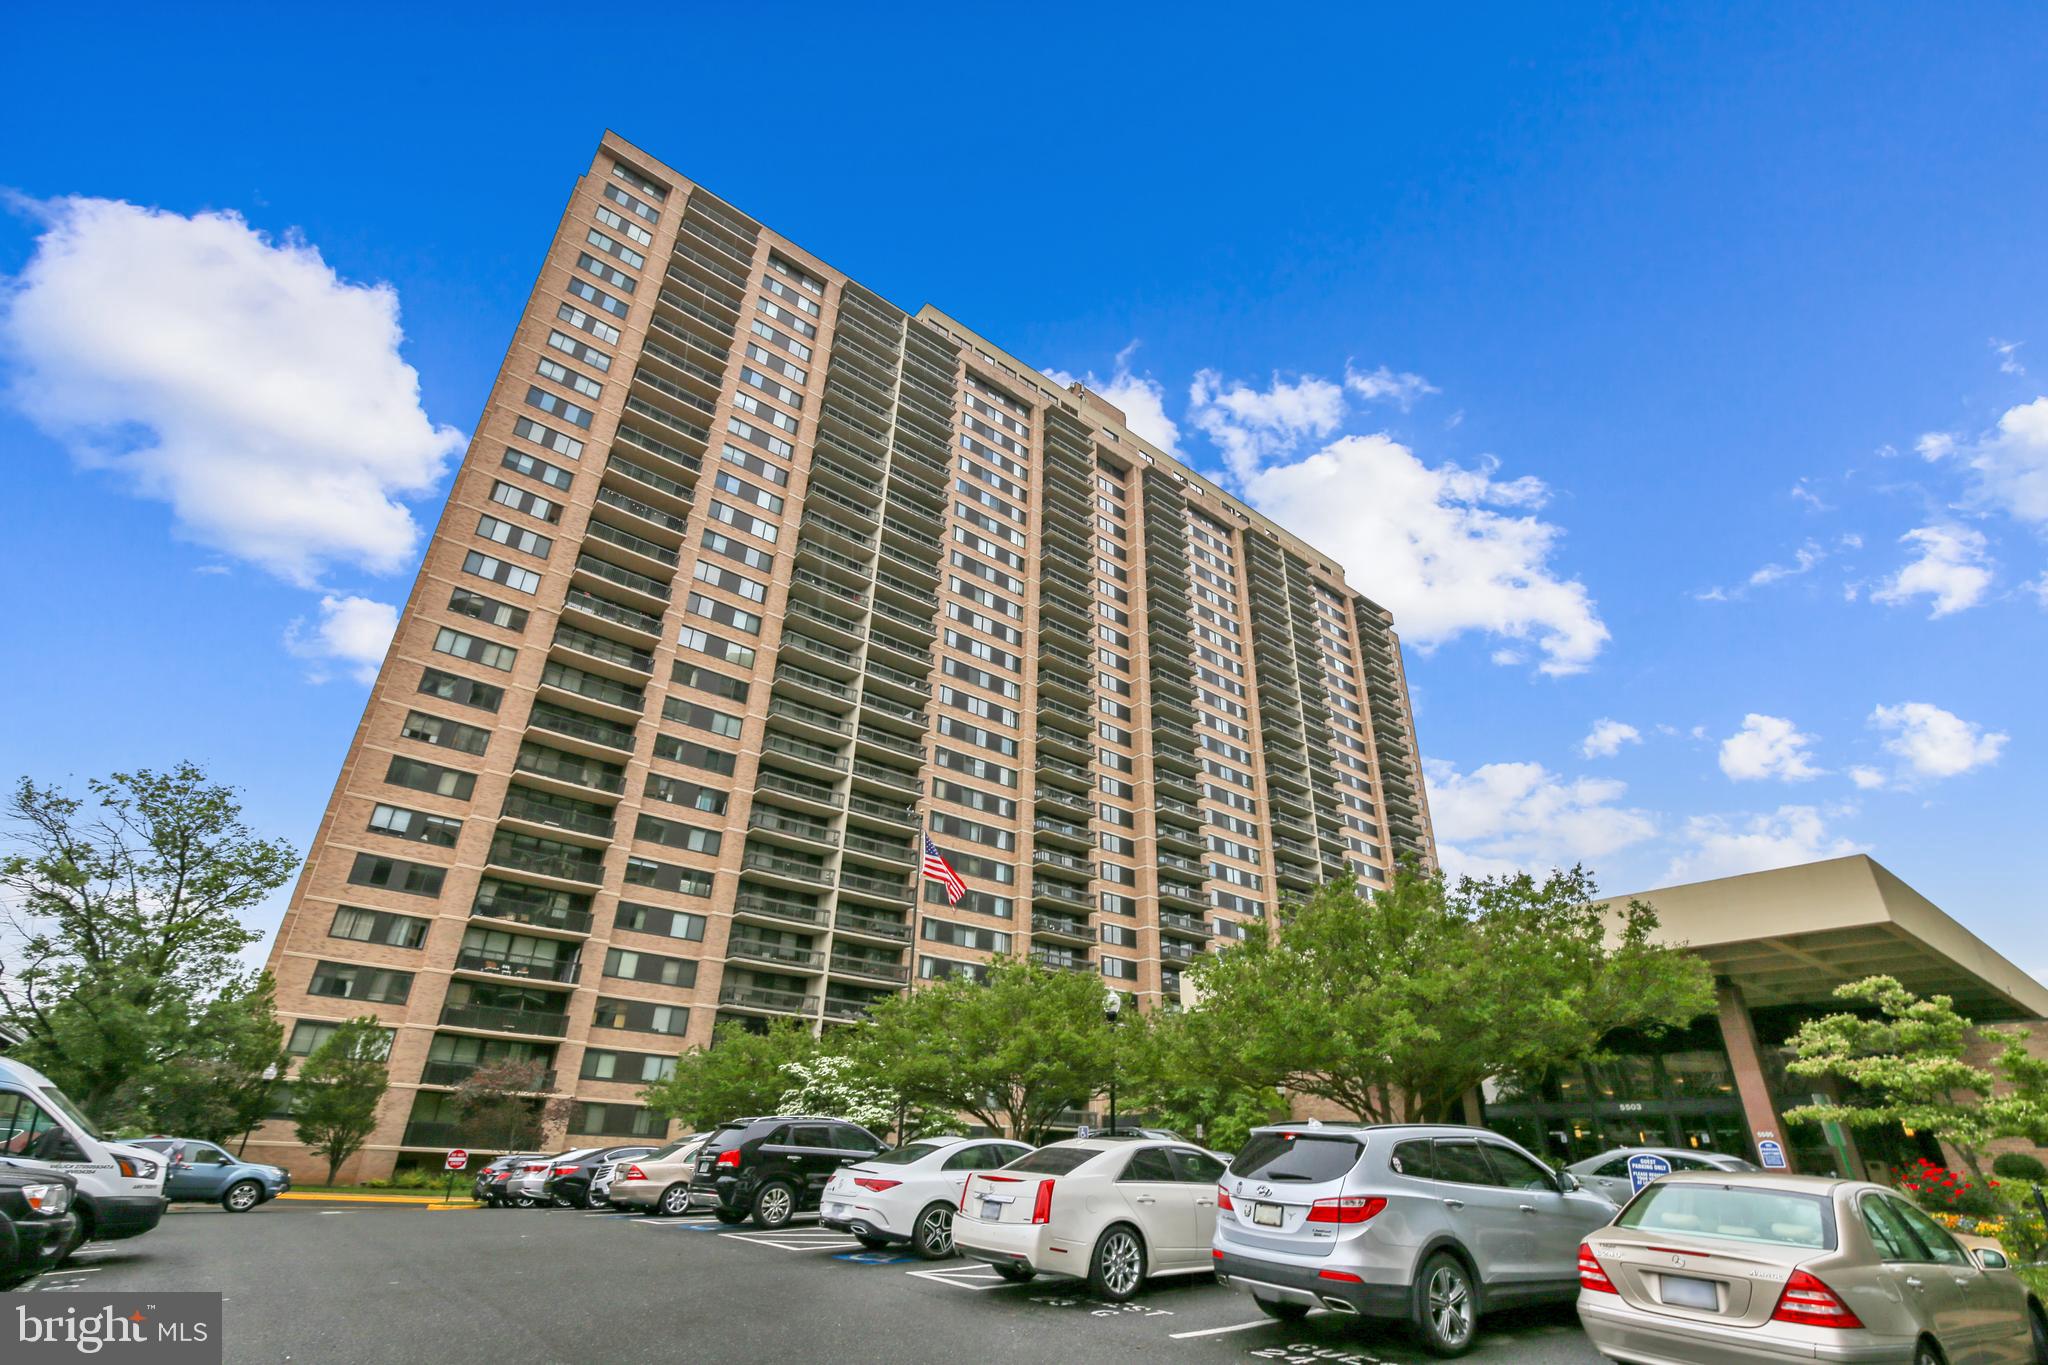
[1660,1274,1719,1310]
[982,1199,1003,1221]
[1251,1201,1284,1227]
[696,1159,711,1173]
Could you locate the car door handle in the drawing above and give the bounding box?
[1518,1204,1537,1214]
[1442,1198,1465,1210]
[1134,1195,1157,1204]
[1904,1276,1924,1291]
[1195,1198,1215,1207]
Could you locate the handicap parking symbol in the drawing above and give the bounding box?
[833,1250,915,1265]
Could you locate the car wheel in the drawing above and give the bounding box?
[584,1187,608,1210]
[57,1208,93,1263]
[222,1180,263,1213]
[1915,1343,1947,1365]
[751,1180,797,1230]
[713,1208,747,1225]
[511,1195,540,1209]
[1411,1251,1477,1358]
[1088,1224,1146,1303]
[994,1264,1036,1283]
[549,1192,576,1209]
[912,1202,955,1260]
[856,1233,892,1250]
[1253,1295,1310,1322]
[658,1184,692,1217]
[2029,1303,2048,1364]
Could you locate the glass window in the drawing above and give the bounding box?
[1432,1139,1498,1187]
[0,1092,75,1162]
[1231,1132,1364,1183]
[1482,1143,1557,1191]
[1617,1183,1835,1250]
[792,1125,831,1149]
[1860,1196,1919,1261]
[871,1141,950,1168]
[1120,1148,1175,1182]
[1390,1139,1436,1180]
[1006,1145,1103,1176]
[1888,1198,1970,1266]
[1170,1148,1227,1183]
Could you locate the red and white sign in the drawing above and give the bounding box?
[445,1149,469,1171]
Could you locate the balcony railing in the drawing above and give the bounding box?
[453,948,580,984]
[419,1060,557,1091]
[486,841,607,885]
[437,1003,570,1037]
[829,955,909,984]
[717,984,817,1015]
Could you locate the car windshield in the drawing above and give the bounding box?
[1230,1132,1363,1182]
[865,1141,948,1167]
[35,1082,103,1140]
[641,1137,698,1161]
[1617,1182,1836,1250]
[1003,1145,1103,1176]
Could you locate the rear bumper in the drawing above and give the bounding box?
[819,1196,909,1241]
[1215,1248,1411,1319]
[955,1217,1063,1275]
[91,1194,167,1240]
[1577,1296,1914,1364]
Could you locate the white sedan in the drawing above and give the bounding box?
[954,1137,1228,1301]
[820,1135,1033,1258]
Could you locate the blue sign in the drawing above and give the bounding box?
[1757,1139,1787,1170]
[1626,1153,1673,1192]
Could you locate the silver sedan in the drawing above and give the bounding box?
[1578,1171,2046,1363]
[1565,1145,1758,1203]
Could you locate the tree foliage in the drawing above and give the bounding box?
[115,975,290,1145]
[0,764,298,1128]
[453,1059,572,1152]
[1172,867,1714,1124]
[852,957,1114,1143]
[1120,1013,1288,1151]
[775,1055,897,1134]
[1785,976,2047,1186]
[640,1019,823,1132]
[292,1017,391,1185]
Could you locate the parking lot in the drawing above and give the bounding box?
[22,1198,1603,1364]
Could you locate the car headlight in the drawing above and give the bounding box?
[116,1155,160,1181]
[22,1183,70,1215]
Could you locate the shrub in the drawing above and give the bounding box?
[1993,1152,2048,1182]
[1895,1158,2003,1219]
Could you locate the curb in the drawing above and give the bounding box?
[275,1192,471,1206]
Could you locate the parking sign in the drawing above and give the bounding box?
[1625,1152,1672,1192]
[445,1149,469,1171]
[1757,1139,1787,1170]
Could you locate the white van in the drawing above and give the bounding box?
[0,1057,168,1256]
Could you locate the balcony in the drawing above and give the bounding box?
[766,698,853,742]
[1031,879,1092,910]
[755,770,839,814]
[453,948,580,985]
[1030,912,1092,947]
[1031,815,1090,850]
[1029,948,1089,973]
[829,954,910,985]
[485,838,607,886]
[561,587,663,642]
[1032,847,1090,875]
[573,553,671,609]
[1158,909,1212,940]
[774,664,856,707]
[551,626,655,680]
[585,517,680,573]
[418,1061,557,1091]
[727,935,826,973]
[731,891,828,929]
[762,733,849,776]
[470,887,593,937]
[748,808,839,848]
[527,703,636,754]
[499,792,615,842]
[1034,786,1091,822]
[850,758,920,795]
[740,849,835,887]
[833,909,912,944]
[437,1003,570,1037]
[843,830,914,865]
[838,868,911,904]
[1161,939,1200,964]
[717,983,818,1016]
[595,485,689,540]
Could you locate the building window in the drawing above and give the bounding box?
[287,1020,392,1057]
[328,905,430,949]
[307,961,414,1005]
[346,853,444,898]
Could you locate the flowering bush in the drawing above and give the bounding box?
[1896,1158,2003,1218]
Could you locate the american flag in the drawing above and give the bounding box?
[921,832,967,905]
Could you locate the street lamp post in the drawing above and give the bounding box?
[1103,989,1122,1135]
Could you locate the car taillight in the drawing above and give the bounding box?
[1031,1179,1054,1224]
[492,1171,511,1182]
[715,1149,741,1169]
[959,1177,974,1212]
[1306,1196,1387,1225]
[553,1165,577,1176]
[1578,1244,1618,1294]
[853,1178,901,1193]
[623,1165,646,1182]
[1217,1185,1233,1211]
[1771,1269,1862,1328]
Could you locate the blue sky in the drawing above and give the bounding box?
[2,4,2043,977]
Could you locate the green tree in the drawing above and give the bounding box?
[1785,976,2047,1188]
[1122,1012,1288,1151]
[116,975,290,1146]
[292,1017,391,1185]
[453,1059,572,1152]
[853,957,1114,1142]
[0,763,297,1123]
[1178,867,1714,1124]
[641,1019,822,1132]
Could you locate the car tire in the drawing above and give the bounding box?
[855,1233,892,1250]
[1253,1295,1310,1323]
[712,1208,747,1225]
[993,1264,1035,1283]
[1915,1343,1947,1365]
[511,1195,540,1209]
[2029,1303,2048,1364]
[1087,1223,1147,1303]
[658,1184,693,1217]
[222,1180,263,1213]
[751,1180,797,1230]
[57,1207,92,1263]
[1411,1251,1478,1358]
[584,1187,608,1210]
[549,1192,576,1209]
[912,1202,955,1260]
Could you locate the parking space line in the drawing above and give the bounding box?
[1167,1318,1274,1339]
[719,1228,860,1252]
[905,1264,1010,1291]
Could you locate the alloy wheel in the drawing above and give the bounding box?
[1100,1230,1142,1298]
[917,1206,953,1257]
[224,1181,261,1212]
[756,1183,793,1227]
[660,1185,690,1216]
[1428,1262,1474,1349]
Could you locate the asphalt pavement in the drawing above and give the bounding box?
[16,1198,1605,1364]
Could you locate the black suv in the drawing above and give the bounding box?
[689,1116,883,1229]
[0,1167,79,1290]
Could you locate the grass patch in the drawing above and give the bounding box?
[2018,1264,2048,1299]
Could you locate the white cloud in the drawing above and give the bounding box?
[1187,369,1347,482]
[0,196,463,587]
[1916,431,1957,461]
[1789,480,1830,510]
[1848,766,1888,790]
[284,594,398,684]
[1423,758,1658,881]
[1044,342,1182,456]
[1870,525,1994,617]
[1747,541,1825,587]
[1870,701,2008,779]
[1343,363,1438,411]
[1719,713,1824,782]
[2028,572,2048,608]
[1958,397,2048,527]
[1664,805,1867,883]
[1580,719,1642,758]
[1992,338,2026,377]
[1242,434,1608,674]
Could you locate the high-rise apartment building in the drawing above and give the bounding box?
[252,133,1433,1179]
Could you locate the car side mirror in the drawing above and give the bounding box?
[1973,1247,2011,1271]
[1557,1172,1582,1193]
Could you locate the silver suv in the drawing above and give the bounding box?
[1213,1122,1618,1357]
